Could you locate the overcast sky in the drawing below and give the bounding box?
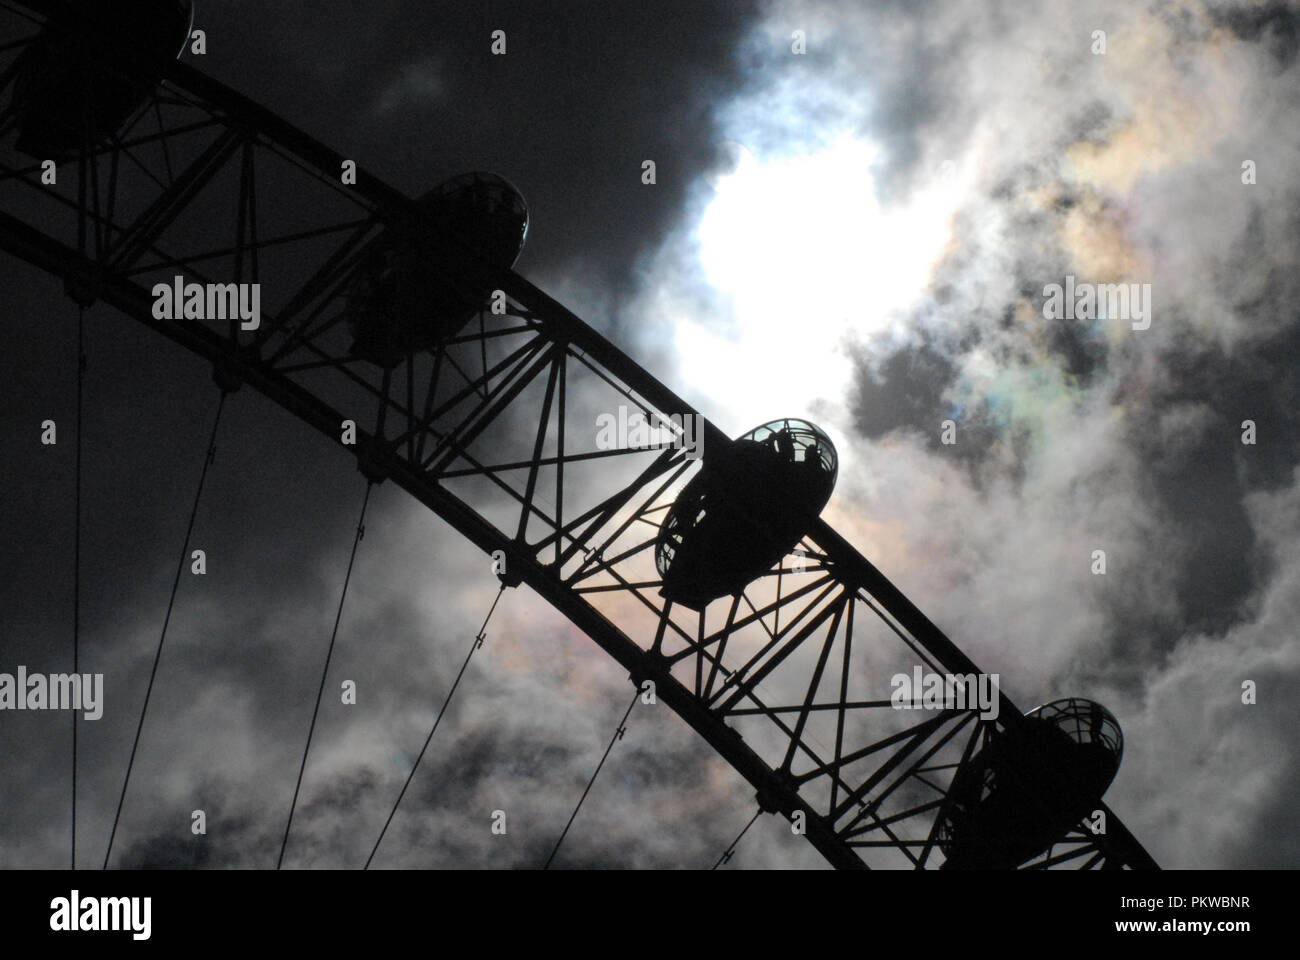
[2,0,1298,870]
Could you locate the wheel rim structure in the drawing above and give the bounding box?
[0,0,1158,870]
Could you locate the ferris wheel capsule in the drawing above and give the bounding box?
[655,418,837,611]
[346,171,529,367]
[938,697,1124,869]
[11,0,195,159]
[417,171,529,270]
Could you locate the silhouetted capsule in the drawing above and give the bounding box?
[347,172,529,367]
[938,698,1124,869]
[656,418,837,611]
[12,0,195,159]
[417,172,529,271]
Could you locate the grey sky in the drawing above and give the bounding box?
[2,0,1297,870]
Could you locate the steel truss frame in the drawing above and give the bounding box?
[0,0,1157,870]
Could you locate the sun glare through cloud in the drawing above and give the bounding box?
[672,132,971,477]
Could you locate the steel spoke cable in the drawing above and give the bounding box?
[364,583,506,869]
[72,81,91,870]
[103,390,227,869]
[543,689,639,869]
[712,807,761,869]
[71,304,84,870]
[276,479,374,869]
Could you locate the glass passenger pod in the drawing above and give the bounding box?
[1025,697,1123,779]
[12,1,195,159]
[655,419,837,611]
[346,171,529,367]
[937,698,1123,870]
[417,172,530,270]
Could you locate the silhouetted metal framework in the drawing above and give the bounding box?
[0,0,1157,870]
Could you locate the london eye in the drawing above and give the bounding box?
[0,0,1159,871]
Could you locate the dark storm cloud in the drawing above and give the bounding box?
[1208,0,1300,69]
[117,787,261,869]
[849,331,1006,474]
[197,0,761,318]
[848,118,1300,656]
[1123,318,1300,640]
[851,334,957,440]
[102,679,753,870]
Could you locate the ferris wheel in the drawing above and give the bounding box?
[0,0,1159,871]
